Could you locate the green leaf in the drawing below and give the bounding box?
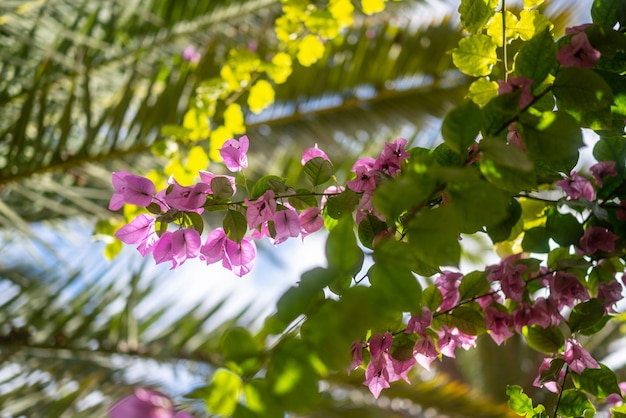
[241,380,283,418]
[458,271,491,301]
[452,34,498,77]
[373,171,436,222]
[221,327,260,367]
[325,189,359,219]
[522,325,564,354]
[557,389,595,418]
[288,189,318,210]
[267,338,320,412]
[487,198,522,242]
[326,216,362,275]
[520,111,583,174]
[303,157,334,186]
[370,239,423,312]
[458,0,498,34]
[522,226,550,253]
[569,299,608,334]
[186,212,205,235]
[211,177,235,199]
[442,100,482,154]
[592,0,621,27]
[577,364,621,399]
[480,158,538,192]
[468,77,499,106]
[422,285,444,311]
[481,91,522,136]
[514,28,556,86]
[553,67,614,112]
[223,210,248,242]
[357,213,388,250]
[251,175,288,199]
[443,306,486,335]
[407,206,461,268]
[205,368,243,417]
[446,178,510,233]
[593,136,626,163]
[538,358,566,385]
[479,137,534,171]
[507,385,546,416]
[274,267,332,328]
[545,210,584,246]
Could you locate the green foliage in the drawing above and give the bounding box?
[523,325,565,354]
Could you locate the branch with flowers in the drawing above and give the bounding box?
[106,0,626,417]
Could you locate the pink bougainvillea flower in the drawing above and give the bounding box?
[363,332,393,398]
[437,326,476,358]
[550,271,590,310]
[589,160,618,188]
[115,214,155,245]
[512,299,553,332]
[273,208,300,245]
[198,170,237,195]
[498,76,534,108]
[109,171,156,210]
[532,358,563,393]
[563,339,600,374]
[556,171,595,201]
[405,307,432,336]
[557,32,601,68]
[164,180,209,211]
[199,228,228,265]
[301,144,330,165]
[579,226,619,255]
[565,24,592,35]
[413,335,438,371]
[152,229,202,269]
[299,206,324,238]
[374,137,409,177]
[108,388,192,418]
[245,190,277,229]
[597,280,624,312]
[363,362,391,399]
[388,356,416,384]
[219,135,249,172]
[507,123,526,152]
[487,254,527,302]
[347,341,364,373]
[485,306,514,346]
[346,165,378,193]
[182,45,201,64]
[435,271,463,311]
[223,237,256,277]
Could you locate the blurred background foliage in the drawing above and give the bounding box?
[2,0,620,417]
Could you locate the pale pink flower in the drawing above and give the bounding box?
[182,46,201,64]
[413,336,438,370]
[245,190,276,229]
[435,271,463,311]
[273,209,300,244]
[589,161,618,188]
[557,32,601,68]
[563,339,600,374]
[299,207,324,238]
[301,145,330,165]
[109,388,192,418]
[374,138,409,177]
[164,180,209,211]
[485,306,514,346]
[220,135,249,172]
[109,171,155,210]
[556,171,595,201]
[405,307,432,336]
[550,271,590,310]
[533,358,563,393]
[152,229,202,269]
[579,226,618,255]
[498,76,534,108]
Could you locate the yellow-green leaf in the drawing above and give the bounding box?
[523,0,544,8]
[296,34,325,67]
[182,108,210,141]
[468,77,499,106]
[266,52,293,84]
[452,34,498,77]
[487,11,519,46]
[361,0,386,15]
[185,145,209,172]
[329,0,354,27]
[516,9,553,41]
[224,103,246,134]
[247,79,275,114]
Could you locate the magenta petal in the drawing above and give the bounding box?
[153,232,173,266]
[115,214,155,244]
[301,146,330,165]
[273,209,300,244]
[299,207,324,237]
[199,228,227,265]
[109,193,126,211]
[170,229,202,268]
[224,238,256,277]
